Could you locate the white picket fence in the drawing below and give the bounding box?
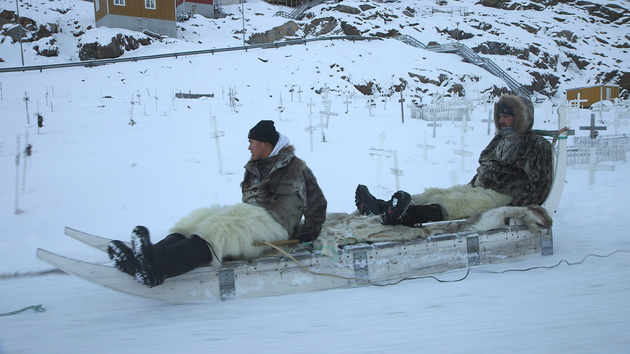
[567,135,629,165]
[411,106,472,122]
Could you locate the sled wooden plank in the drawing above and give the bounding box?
[36,248,221,303]
[64,226,131,252]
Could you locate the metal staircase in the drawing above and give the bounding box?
[396,34,532,98]
[274,0,328,19]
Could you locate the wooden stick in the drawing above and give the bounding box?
[253,239,300,246]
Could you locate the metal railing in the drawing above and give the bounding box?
[396,34,532,97]
[274,0,328,19]
[0,35,381,74]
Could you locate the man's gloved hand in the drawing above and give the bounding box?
[298,233,313,243]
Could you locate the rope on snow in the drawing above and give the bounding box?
[0,304,46,316]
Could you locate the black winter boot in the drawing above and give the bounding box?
[380,191,412,225]
[131,226,162,287]
[355,185,390,215]
[107,240,138,276]
[400,204,445,227]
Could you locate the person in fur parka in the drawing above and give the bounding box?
[107,120,327,288]
[355,93,554,227]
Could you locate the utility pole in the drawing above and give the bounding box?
[15,0,25,66]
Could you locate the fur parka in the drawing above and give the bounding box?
[470,94,554,206]
[241,144,327,239]
[169,144,326,268]
[410,94,553,220]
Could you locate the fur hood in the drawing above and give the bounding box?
[494,94,535,134]
[473,94,554,206]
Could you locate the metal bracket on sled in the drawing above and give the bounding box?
[219,268,236,301]
[467,235,480,266]
[353,251,369,283]
[541,229,553,256]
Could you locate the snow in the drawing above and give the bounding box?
[1,0,630,352]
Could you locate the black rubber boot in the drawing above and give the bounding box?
[355,184,390,215]
[380,191,412,225]
[400,204,445,227]
[131,226,162,287]
[107,240,138,276]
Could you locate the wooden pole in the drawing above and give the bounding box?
[253,239,299,246]
[14,135,21,214]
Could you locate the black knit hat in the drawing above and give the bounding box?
[248,120,279,146]
[497,102,515,117]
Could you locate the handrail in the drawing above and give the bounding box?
[274,0,328,19]
[0,35,381,74]
[395,35,532,97]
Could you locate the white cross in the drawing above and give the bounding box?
[210,111,225,174]
[399,90,405,123]
[573,146,614,185]
[427,113,443,138]
[481,109,493,135]
[320,100,338,129]
[453,118,474,171]
[416,130,435,161]
[305,113,317,152]
[276,94,285,121]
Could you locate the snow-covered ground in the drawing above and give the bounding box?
[2,0,630,352]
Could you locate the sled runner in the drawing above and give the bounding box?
[36,108,569,303]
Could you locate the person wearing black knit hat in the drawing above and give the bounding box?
[248,120,280,146]
[247,120,281,161]
[108,120,327,288]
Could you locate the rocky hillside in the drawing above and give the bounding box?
[0,0,628,100]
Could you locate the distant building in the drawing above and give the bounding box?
[566,85,620,108]
[93,0,239,38]
[176,0,234,20]
[94,0,178,38]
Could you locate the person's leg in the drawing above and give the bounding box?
[355,184,390,215]
[154,233,186,248]
[131,226,213,288]
[399,204,444,227]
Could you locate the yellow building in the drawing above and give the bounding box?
[566,85,620,108]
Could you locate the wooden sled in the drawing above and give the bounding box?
[37,108,569,303]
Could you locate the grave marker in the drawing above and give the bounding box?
[580,113,607,139]
[23,92,30,124]
[573,147,614,185]
[209,110,225,174]
[453,118,474,171]
[416,131,435,161]
[399,90,405,123]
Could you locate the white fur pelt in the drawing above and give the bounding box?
[169,203,289,268]
[315,205,553,255]
[411,184,513,220]
[465,205,553,234]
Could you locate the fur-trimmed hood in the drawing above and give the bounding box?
[473,94,554,206]
[494,94,535,134]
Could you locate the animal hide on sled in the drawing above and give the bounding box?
[314,206,552,257]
